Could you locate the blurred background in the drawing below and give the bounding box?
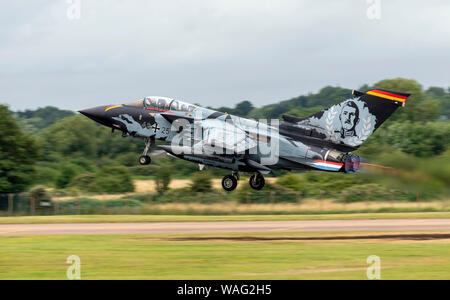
[1,1,449,216]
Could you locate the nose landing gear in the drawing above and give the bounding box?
[138,137,154,165]
[139,155,151,165]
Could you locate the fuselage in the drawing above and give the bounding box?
[79,96,353,173]
[79,89,411,190]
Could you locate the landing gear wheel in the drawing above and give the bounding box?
[249,173,265,190]
[139,155,151,165]
[222,175,238,191]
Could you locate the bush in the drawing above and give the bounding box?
[58,198,103,214]
[58,197,142,214]
[129,165,154,177]
[146,189,228,204]
[190,172,213,193]
[69,173,96,192]
[92,166,134,193]
[28,185,52,207]
[276,174,305,191]
[337,184,418,203]
[104,198,141,208]
[236,189,298,203]
[128,193,154,203]
[155,167,171,194]
[235,182,299,203]
[276,172,366,199]
[69,157,96,173]
[115,153,139,167]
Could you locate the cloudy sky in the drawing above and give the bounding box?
[1,0,449,111]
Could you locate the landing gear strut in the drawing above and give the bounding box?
[249,173,265,190]
[138,137,154,165]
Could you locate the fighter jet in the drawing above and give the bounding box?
[79,89,410,191]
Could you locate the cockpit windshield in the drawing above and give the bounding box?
[169,100,197,112]
[143,97,197,112]
[127,97,197,112]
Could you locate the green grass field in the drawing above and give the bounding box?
[1,231,449,279]
[1,211,450,224]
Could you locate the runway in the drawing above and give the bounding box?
[0,218,450,235]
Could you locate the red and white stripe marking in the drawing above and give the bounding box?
[312,160,343,171]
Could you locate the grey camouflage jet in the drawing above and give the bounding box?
[79,89,410,191]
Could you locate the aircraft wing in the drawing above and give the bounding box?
[199,119,258,154]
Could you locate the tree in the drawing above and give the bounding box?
[0,105,39,193]
[247,86,351,119]
[235,101,254,116]
[425,87,450,120]
[15,106,75,133]
[374,78,426,122]
[426,87,446,98]
[382,121,450,157]
[374,78,424,101]
[38,115,101,160]
[56,164,78,189]
[69,173,96,192]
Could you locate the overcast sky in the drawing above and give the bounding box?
[1,0,449,111]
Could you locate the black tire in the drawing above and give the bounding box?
[222,175,238,191]
[139,155,151,165]
[249,173,265,190]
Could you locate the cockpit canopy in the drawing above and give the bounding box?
[127,97,197,112]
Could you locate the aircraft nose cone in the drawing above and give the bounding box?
[78,105,110,125]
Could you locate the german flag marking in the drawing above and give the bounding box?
[367,90,408,102]
[105,105,123,112]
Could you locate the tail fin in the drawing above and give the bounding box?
[282,89,410,149]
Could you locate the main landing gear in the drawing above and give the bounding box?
[222,175,238,192]
[221,172,265,191]
[249,173,265,190]
[138,137,154,165]
[221,171,240,191]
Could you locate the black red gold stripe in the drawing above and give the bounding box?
[366,90,408,102]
